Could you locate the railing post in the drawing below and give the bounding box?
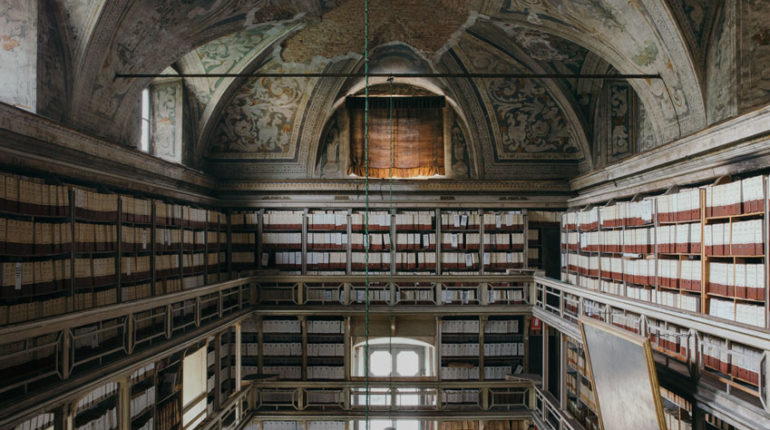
[215,332,223,410]
[218,290,223,319]
[343,387,351,411]
[236,390,243,424]
[235,322,242,393]
[528,386,536,413]
[118,376,130,430]
[298,282,305,305]
[61,329,71,380]
[250,281,258,305]
[578,296,583,318]
[53,403,73,430]
[530,279,537,305]
[298,388,305,410]
[762,351,770,413]
[249,384,257,412]
[238,282,243,309]
[165,304,172,339]
[195,296,201,328]
[689,329,701,380]
[126,313,135,355]
[542,323,549,394]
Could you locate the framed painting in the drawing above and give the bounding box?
[579,316,666,430]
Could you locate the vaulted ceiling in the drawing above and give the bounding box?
[39,0,726,181]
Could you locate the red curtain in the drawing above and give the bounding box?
[348,96,445,178]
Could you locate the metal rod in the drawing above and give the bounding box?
[115,72,662,80]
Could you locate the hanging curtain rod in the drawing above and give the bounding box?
[115,72,661,79]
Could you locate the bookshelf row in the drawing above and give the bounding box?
[240,208,531,276]
[565,337,599,430]
[439,316,526,381]
[242,316,347,382]
[527,210,560,272]
[56,340,238,430]
[562,173,769,329]
[567,292,767,399]
[255,280,528,306]
[660,388,693,430]
[0,167,565,326]
[254,421,530,430]
[0,172,229,326]
[64,357,177,430]
[239,314,527,383]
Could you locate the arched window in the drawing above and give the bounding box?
[352,337,434,378]
[139,68,184,162]
[352,337,436,429]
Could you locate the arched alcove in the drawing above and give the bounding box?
[315,82,475,180]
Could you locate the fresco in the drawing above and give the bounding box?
[637,103,660,152]
[496,0,705,142]
[458,37,582,160]
[502,0,623,31]
[706,3,737,124]
[607,81,633,161]
[0,0,36,111]
[37,4,68,121]
[664,0,718,68]
[209,57,324,159]
[186,23,292,109]
[369,43,432,74]
[318,115,342,178]
[68,0,308,145]
[489,77,579,157]
[739,0,770,110]
[151,81,183,162]
[489,21,597,129]
[281,0,469,63]
[450,118,470,178]
[61,0,103,59]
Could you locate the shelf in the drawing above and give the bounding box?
[484,356,524,361]
[75,395,118,425]
[705,254,765,259]
[130,403,154,421]
[706,212,764,221]
[706,292,765,303]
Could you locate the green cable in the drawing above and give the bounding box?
[363,0,370,428]
[388,76,394,414]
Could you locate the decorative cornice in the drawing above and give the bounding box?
[569,105,770,206]
[0,103,217,202]
[219,178,571,193]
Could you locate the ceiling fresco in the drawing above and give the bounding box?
[14,0,762,181]
[280,0,471,63]
[453,35,583,161]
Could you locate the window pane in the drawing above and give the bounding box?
[370,350,392,376]
[396,351,419,376]
[357,420,393,430]
[182,347,207,427]
[140,89,150,152]
[396,420,420,430]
